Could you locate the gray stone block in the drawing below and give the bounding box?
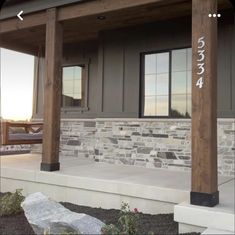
[84,121,96,127]
[178,155,191,160]
[137,147,153,154]
[157,152,177,159]
[67,140,81,146]
[21,192,105,235]
[153,134,168,138]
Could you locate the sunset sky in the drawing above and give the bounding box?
[0,48,34,120]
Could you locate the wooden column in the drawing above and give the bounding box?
[191,0,219,206]
[41,8,63,171]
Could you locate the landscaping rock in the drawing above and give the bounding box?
[21,192,105,235]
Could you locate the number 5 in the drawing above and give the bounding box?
[198,37,205,49]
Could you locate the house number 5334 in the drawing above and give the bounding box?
[196,36,205,89]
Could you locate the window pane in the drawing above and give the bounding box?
[63,80,74,95]
[63,67,74,81]
[144,53,170,116]
[156,73,169,95]
[171,94,187,117]
[172,49,187,72]
[145,54,156,74]
[62,66,83,107]
[143,48,191,118]
[172,72,187,95]
[145,75,156,96]
[157,52,169,74]
[187,70,192,94]
[186,94,191,117]
[144,96,156,116]
[74,79,82,99]
[187,48,192,71]
[74,66,82,80]
[156,95,169,116]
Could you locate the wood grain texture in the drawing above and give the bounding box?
[42,8,63,166]
[0,0,232,56]
[191,0,218,193]
[0,11,46,34]
[1,122,43,145]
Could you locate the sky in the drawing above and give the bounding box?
[0,48,34,120]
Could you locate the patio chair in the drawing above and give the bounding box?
[1,121,43,145]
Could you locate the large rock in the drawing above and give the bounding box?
[21,192,105,235]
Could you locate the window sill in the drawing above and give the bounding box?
[61,107,89,114]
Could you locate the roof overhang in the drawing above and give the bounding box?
[0,0,233,56]
[0,0,89,20]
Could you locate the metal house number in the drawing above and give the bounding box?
[196,36,205,89]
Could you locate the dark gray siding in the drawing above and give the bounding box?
[100,18,191,118]
[217,12,235,117]
[33,13,235,119]
[103,37,124,113]
[33,41,100,119]
[232,12,235,115]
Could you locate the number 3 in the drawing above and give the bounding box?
[197,63,205,75]
[197,50,205,62]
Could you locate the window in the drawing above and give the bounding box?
[141,48,192,118]
[62,64,88,109]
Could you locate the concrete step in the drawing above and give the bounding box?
[202,228,234,234]
[174,201,235,233]
[174,179,235,234]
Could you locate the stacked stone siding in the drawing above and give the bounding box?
[218,120,235,176]
[95,120,192,171]
[32,118,235,176]
[60,120,96,159]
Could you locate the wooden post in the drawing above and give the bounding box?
[191,0,219,206]
[41,8,63,171]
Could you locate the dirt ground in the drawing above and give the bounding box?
[0,193,199,235]
[0,193,200,235]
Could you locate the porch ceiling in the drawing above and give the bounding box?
[0,0,233,55]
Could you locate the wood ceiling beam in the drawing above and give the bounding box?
[57,0,184,21]
[0,38,38,55]
[0,0,232,35]
[0,11,46,34]
[0,0,183,34]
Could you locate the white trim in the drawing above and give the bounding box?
[31,118,235,123]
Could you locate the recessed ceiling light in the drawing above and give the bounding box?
[97,15,106,20]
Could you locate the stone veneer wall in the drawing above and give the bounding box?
[32,118,235,177]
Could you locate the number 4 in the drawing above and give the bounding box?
[196,77,203,88]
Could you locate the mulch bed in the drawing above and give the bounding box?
[0,193,200,235]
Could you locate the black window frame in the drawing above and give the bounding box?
[140,46,191,119]
[61,59,90,113]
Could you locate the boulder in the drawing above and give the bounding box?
[21,192,105,235]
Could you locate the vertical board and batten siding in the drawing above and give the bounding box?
[102,37,124,113]
[33,42,99,119]
[33,13,235,119]
[217,12,235,117]
[232,12,235,114]
[101,18,191,117]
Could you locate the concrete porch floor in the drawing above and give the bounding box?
[0,154,234,217]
